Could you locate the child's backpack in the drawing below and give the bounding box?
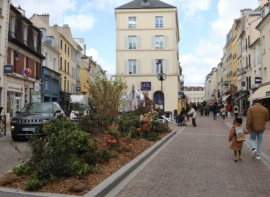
[234,127,245,142]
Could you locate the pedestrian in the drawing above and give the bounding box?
[227,105,232,118]
[229,118,250,162]
[221,105,226,122]
[246,99,269,159]
[186,104,190,122]
[188,104,197,127]
[199,103,204,116]
[212,102,219,120]
[233,105,239,118]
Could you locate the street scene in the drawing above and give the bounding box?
[1,0,270,196]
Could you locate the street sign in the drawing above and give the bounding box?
[178,92,184,95]
[255,77,262,84]
[141,82,151,91]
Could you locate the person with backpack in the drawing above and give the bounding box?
[233,105,239,118]
[229,118,249,162]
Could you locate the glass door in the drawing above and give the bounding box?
[14,97,21,114]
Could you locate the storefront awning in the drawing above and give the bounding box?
[208,100,216,104]
[222,94,231,101]
[234,93,248,102]
[249,84,270,101]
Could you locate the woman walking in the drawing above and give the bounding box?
[188,104,197,127]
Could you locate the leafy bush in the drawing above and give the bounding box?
[23,176,46,191]
[12,118,99,190]
[81,149,118,165]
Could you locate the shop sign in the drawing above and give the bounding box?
[34,83,39,91]
[141,82,151,91]
[178,92,184,95]
[241,81,246,87]
[223,82,229,87]
[255,77,262,84]
[4,65,14,73]
[24,68,32,76]
[7,82,23,92]
[76,87,81,91]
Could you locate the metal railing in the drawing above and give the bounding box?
[0,115,6,137]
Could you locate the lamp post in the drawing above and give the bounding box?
[156,60,166,112]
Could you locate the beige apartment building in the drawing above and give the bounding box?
[183,86,205,105]
[115,0,182,113]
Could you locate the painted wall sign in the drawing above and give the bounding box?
[7,82,23,92]
[141,82,151,91]
[34,83,39,91]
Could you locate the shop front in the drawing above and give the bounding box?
[6,82,24,119]
[41,67,60,103]
[249,84,270,113]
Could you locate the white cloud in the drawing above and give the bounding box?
[11,0,96,32]
[86,48,115,75]
[176,0,211,17]
[64,14,95,32]
[11,0,77,25]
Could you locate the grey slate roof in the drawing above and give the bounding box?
[115,0,176,10]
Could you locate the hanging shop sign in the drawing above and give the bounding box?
[223,82,229,87]
[76,87,81,91]
[255,77,262,84]
[4,65,14,73]
[241,81,246,87]
[24,68,32,76]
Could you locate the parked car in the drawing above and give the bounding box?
[10,102,65,141]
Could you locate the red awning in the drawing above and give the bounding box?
[208,100,216,104]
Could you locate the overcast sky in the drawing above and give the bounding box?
[11,0,259,86]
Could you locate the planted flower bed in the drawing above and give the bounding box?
[0,111,171,196]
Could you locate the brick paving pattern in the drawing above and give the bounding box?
[117,114,270,197]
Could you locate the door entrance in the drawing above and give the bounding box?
[154,91,164,112]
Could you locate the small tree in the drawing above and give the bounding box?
[139,93,159,115]
[87,74,127,130]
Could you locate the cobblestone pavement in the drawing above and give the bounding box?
[0,124,28,177]
[117,114,270,197]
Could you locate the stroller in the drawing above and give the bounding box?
[178,114,187,126]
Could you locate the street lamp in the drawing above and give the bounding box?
[15,51,20,62]
[156,60,166,92]
[156,60,166,112]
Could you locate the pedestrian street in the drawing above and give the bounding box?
[115,115,270,197]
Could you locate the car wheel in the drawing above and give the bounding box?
[12,134,20,141]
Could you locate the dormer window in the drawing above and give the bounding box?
[141,0,151,6]
[9,16,16,37]
[33,33,38,51]
[23,26,28,45]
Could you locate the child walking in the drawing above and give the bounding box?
[228,118,249,162]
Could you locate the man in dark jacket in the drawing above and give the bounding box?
[212,102,219,120]
[246,99,269,160]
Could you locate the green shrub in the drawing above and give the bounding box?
[23,176,46,191]
[13,164,32,176]
[81,149,118,165]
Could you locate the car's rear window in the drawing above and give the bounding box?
[21,103,53,113]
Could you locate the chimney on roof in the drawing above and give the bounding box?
[17,5,25,16]
[53,24,58,27]
[38,13,50,25]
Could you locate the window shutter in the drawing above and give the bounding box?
[138,36,141,49]
[164,35,168,49]
[125,36,128,49]
[125,60,128,74]
[151,36,155,49]
[164,59,168,73]
[137,60,141,74]
[152,59,155,74]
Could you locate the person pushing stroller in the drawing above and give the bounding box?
[178,108,187,126]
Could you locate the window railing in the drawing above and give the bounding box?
[155,24,163,28]
[128,24,136,28]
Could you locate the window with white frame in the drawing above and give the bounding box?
[128,36,137,49]
[155,16,163,28]
[128,60,137,74]
[155,36,163,49]
[33,33,37,51]
[23,26,28,45]
[155,59,164,73]
[9,16,16,37]
[128,17,137,28]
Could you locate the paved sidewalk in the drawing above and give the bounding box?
[116,116,270,197]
